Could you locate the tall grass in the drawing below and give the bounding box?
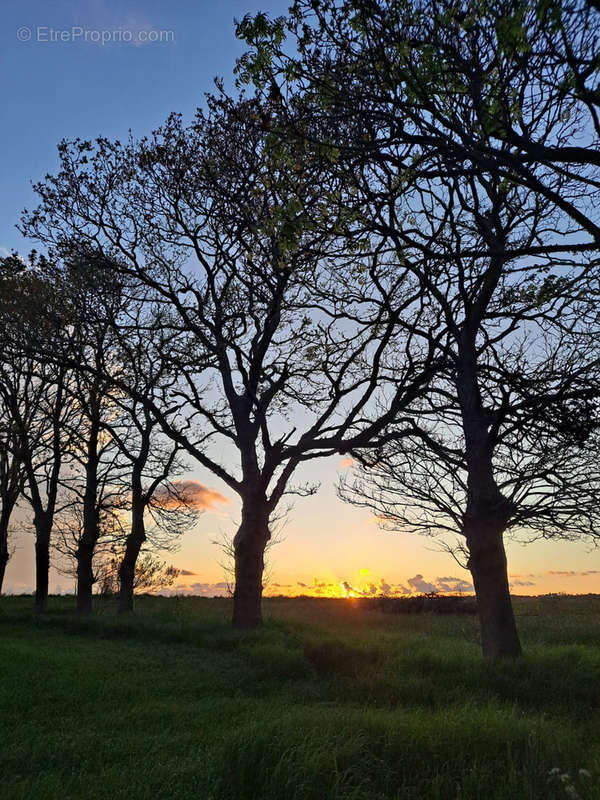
[0,594,598,799]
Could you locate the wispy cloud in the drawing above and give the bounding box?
[547,570,600,577]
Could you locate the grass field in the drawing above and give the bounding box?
[0,594,598,800]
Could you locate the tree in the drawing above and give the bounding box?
[106,336,200,614]
[40,253,130,613]
[0,256,28,592]
[236,0,600,243]
[234,0,600,655]
[33,251,198,613]
[338,176,600,658]
[0,254,81,611]
[22,96,439,628]
[97,551,180,598]
[0,411,25,593]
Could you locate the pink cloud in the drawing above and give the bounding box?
[153,480,228,510]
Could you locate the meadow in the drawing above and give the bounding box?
[0,594,598,800]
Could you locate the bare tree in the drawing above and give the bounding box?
[108,369,200,614]
[0,416,25,593]
[339,181,600,658]
[97,551,180,598]
[49,256,131,613]
[44,253,198,613]
[0,258,27,591]
[0,253,77,611]
[22,96,439,628]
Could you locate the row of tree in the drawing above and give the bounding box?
[0,253,199,612]
[2,0,599,657]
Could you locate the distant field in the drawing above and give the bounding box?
[0,594,598,799]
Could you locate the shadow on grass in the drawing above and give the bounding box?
[1,594,598,718]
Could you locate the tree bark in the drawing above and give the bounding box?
[0,463,20,595]
[0,510,11,594]
[0,538,9,595]
[33,513,52,613]
[466,513,521,659]
[76,406,100,614]
[76,539,95,614]
[232,498,270,629]
[118,484,146,614]
[457,337,521,659]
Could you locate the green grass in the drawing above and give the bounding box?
[0,594,598,799]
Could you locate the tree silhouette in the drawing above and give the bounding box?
[235,0,600,655]
[22,96,439,627]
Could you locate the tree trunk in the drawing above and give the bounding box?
[232,499,270,629]
[465,513,521,659]
[76,412,100,614]
[0,512,10,594]
[457,340,521,659]
[0,540,9,595]
[76,539,95,614]
[118,489,146,614]
[75,503,99,614]
[33,515,51,613]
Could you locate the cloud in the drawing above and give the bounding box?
[179,569,197,576]
[341,580,362,596]
[407,574,438,594]
[153,480,228,510]
[510,579,536,587]
[306,578,342,596]
[435,576,474,594]
[547,570,600,577]
[162,580,232,597]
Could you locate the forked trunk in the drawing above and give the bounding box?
[118,494,145,614]
[232,499,270,629]
[466,516,521,659]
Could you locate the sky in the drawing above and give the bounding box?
[1,0,599,598]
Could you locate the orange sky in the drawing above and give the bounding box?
[4,456,599,599]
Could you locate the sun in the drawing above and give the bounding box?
[359,568,370,576]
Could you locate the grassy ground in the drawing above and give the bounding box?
[0,594,598,800]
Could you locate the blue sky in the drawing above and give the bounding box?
[1,0,289,255]
[1,0,599,597]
